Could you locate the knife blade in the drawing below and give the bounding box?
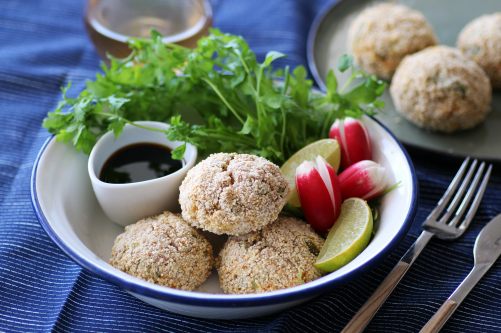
[421,213,501,333]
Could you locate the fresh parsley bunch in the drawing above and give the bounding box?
[43,29,385,164]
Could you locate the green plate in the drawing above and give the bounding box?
[308,0,501,160]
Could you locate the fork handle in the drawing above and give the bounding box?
[342,231,434,333]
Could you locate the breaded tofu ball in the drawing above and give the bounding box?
[348,3,437,80]
[458,13,501,89]
[109,212,213,291]
[179,153,289,236]
[217,216,324,294]
[390,46,492,133]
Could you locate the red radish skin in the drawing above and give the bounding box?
[296,157,342,232]
[338,160,388,201]
[329,118,372,169]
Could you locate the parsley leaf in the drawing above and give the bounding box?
[43,30,385,164]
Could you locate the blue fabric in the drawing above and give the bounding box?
[0,0,500,332]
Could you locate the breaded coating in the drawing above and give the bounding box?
[391,46,492,133]
[348,3,437,80]
[458,13,501,89]
[109,212,213,291]
[217,217,324,294]
[179,153,289,236]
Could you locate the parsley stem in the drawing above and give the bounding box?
[235,52,258,95]
[237,53,251,78]
[255,66,266,145]
[126,121,167,133]
[202,78,245,125]
[94,112,167,133]
[280,66,290,154]
[321,111,333,136]
[340,74,355,93]
[282,66,290,95]
[280,107,286,154]
[194,130,255,146]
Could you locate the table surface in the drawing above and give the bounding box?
[0,0,500,332]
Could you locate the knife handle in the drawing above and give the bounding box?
[420,263,492,333]
[342,231,434,333]
[420,300,458,333]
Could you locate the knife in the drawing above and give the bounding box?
[421,214,501,333]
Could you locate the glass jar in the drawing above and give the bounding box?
[85,0,212,59]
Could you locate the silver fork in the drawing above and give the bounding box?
[342,158,493,333]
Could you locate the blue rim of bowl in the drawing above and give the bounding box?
[31,123,417,308]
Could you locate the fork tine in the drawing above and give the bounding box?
[426,158,472,222]
[448,161,485,226]
[457,164,492,231]
[437,159,478,224]
[448,162,488,227]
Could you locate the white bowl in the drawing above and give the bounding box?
[88,121,197,226]
[31,116,417,319]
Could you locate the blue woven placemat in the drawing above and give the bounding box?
[0,0,500,332]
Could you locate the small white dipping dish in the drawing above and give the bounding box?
[87,121,197,226]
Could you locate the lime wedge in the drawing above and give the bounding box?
[281,139,340,207]
[315,198,373,272]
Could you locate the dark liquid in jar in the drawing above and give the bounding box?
[99,143,182,184]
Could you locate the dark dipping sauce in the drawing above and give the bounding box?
[99,143,183,184]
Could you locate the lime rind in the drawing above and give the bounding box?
[315,198,373,272]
